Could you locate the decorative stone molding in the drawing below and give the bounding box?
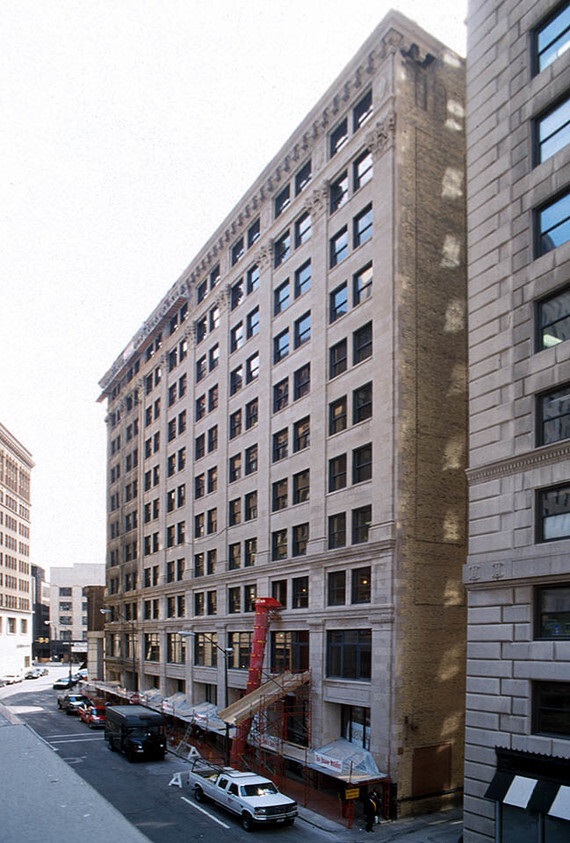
[366,109,396,159]
[305,182,329,219]
[467,441,570,484]
[254,243,272,269]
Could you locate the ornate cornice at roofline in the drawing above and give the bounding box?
[0,425,34,469]
[467,441,570,484]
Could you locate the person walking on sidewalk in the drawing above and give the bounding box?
[363,791,378,833]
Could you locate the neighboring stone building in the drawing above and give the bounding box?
[0,422,33,676]
[99,11,467,816]
[31,564,50,662]
[48,563,105,663]
[465,0,570,840]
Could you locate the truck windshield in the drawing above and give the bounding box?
[127,726,161,738]
[241,783,278,797]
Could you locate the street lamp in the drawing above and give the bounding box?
[100,608,138,693]
[179,630,233,763]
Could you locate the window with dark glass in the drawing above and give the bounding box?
[534,5,570,74]
[245,444,258,475]
[537,285,570,350]
[274,230,291,266]
[537,383,570,445]
[537,483,570,541]
[272,579,287,607]
[228,542,241,570]
[197,278,207,302]
[209,343,219,371]
[354,204,373,247]
[328,513,347,549]
[245,491,257,521]
[244,584,257,612]
[329,454,347,492]
[274,279,290,315]
[275,184,291,218]
[295,212,311,247]
[231,278,244,310]
[293,416,310,451]
[272,529,288,560]
[228,632,253,669]
[330,117,348,156]
[228,586,241,614]
[354,150,373,190]
[537,192,570,256]
[342,705,370,749]
[271,630,309,673]
[274,329,290,362]
[248,219,260,248]
[273,428,288,461]
[328,570,346,605]
[353,443,372,483]
[294,363,311,399]
[330,339,348,378]
[295,160,311,195]
[231,236,244,266]
[272,478,288,512]
[207,425,218,453]
[352,566,371,603]
[195,433,205,460]
[295,260,311,297]
[330,282,348,322]
[246,307,259,338]
[229,497,241,526]
[230,321,244,352]
[354,322,373,363]
[352,505,371,544]
[354,87,373,127]
[329,396,347,434]
[246,398,258,429]
[533,681,570,736]
[229,409,242,439]
[230,364,243,395]
[210,265,220,288]
[535,584,570,639]
[229,453,241,482]
[354,263,373,305]
[327,629,371,680]
[207,590,217,615]
[294,312,311,347]
[246,352,259,383]
[292,575,309,606]
[330,227,349,267]
[293,469,310,504]
[292,523,309,556]
[244,537,257,566]
[247,263,259,293]
[353,382,373,423]
[273,378,289,412]
[330,171,349,212]
[194,592,205,616]
[535,97,570,164]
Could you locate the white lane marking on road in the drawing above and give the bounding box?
[181,796,231,828]
[50,736,104,744]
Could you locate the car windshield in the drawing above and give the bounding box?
[241,783,278,797]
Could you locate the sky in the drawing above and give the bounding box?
[0,1,467,576]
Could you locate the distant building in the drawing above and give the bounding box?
[31,564,50,661]
[48,564,105,663]
[99,11,467,816]
[465,0,570,840]
[0,422,33,676]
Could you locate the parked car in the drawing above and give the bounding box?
[73,669,89,682]
[25,668,41,679]
[78,701,106,729]
[0,674,23,686]
[52,676,78,690]
[58,692,90,714]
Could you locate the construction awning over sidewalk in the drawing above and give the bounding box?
[218,669,311,726]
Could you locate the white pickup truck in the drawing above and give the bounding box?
[187,759,298,831]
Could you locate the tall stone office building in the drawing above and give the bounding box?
[99,11,467,815]
[465,0,570,840]
[0,422,33,675]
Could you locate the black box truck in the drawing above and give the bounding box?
[105,705,166,761]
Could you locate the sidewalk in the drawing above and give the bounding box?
[298,802,463,841]
[0,703,149,843]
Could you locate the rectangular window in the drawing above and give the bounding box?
[244,537,257,567]
[229,409,242,439]
[230,321,244,352]
[275,184,291,218]
[245,444,258,474]
[231,278,244,310]
[537,285,570,349]
[248,220,260,248]
[294,364,311,399]
[273,378,289,412]
[228,586,241,614]
[353,322,373,363]
[295,260,312,297]
[330,339,348,378]
[537,192,570,256]
[274,230,291,266]
[207,590,217,615]
[245,491,257,520]
[246,307,259,338]
[328,570,346,605]
[533,681,570,736]
[536,97,570,163]
[293,416,310,451]
[293,469,310,504]
[354,263,373,305]
[292,523,309,556]
[330,227,349,267]
[271,630,310,673]
[330,170,349,212]
[144,633,160,662]
[354,204,373,247]
[353,443,372,483]
[228,542,241,570]
[272,529,288,561]
[228,632,253,669]
[352,566,371,603]
[195,632,218,667]
[535,5,570,74]
[295,160,311,194]
[246,398,258,429]
[273,428,288,462]
[330,282,348,322]
[230,365,243,395]
[353,90,373,130]
[328,512,347,549]
[330,117,348,156]
[194,592,205,616]
[274,329,290,363]
[229,454,242,483]
[329,454,347,492]
[329,396,348,434]
[292,575,309,606]
[231,236,244,266]
[535,584,570,639]
[352,505,372,544]
[274,279,290,315]
[244,584,257,612]
[294,312,311,347]
[207,466,217,493]
[272,479,288,511]
[272,579,287,607]
[354,150,373,190]
[295,212,311,247]
[246,352,259,383]
[537,483,570,541]
[229,498,241,526]
[537,383,570,445]
[327,629,371,680]
[247,263,260,292]
[353,382,373,423]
